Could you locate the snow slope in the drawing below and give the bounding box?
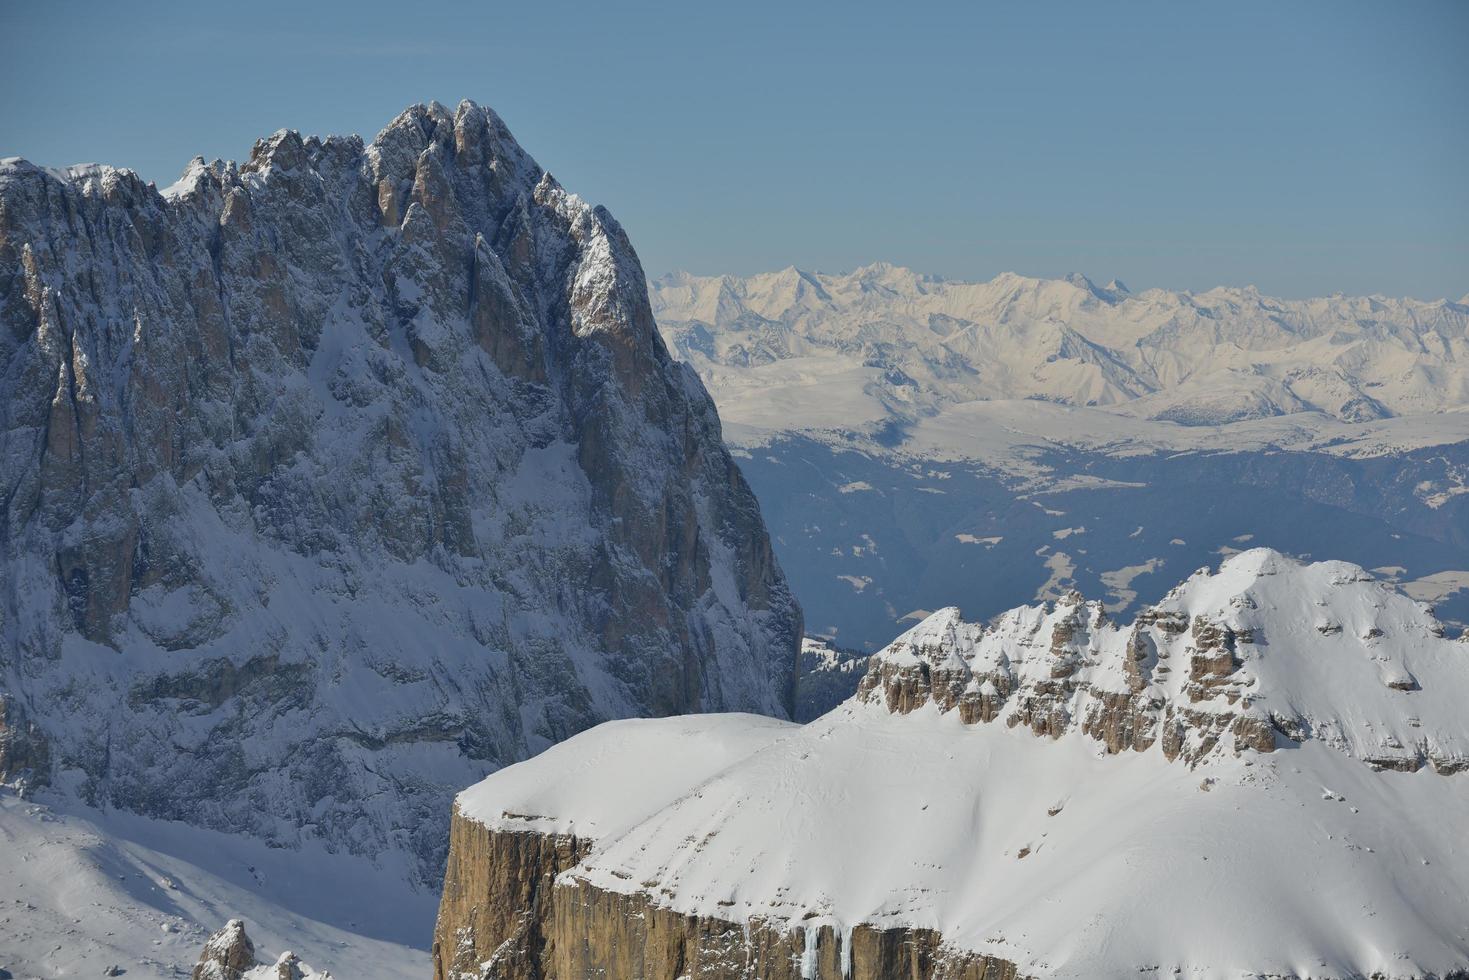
[459,550,1469,979]
[0,793,430,979]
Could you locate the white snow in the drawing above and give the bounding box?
[0,794,431,979]
[456,714,794,839]
[954,534,1003,547]
[1098,556,1165,612]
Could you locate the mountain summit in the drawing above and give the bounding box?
[0,101,800,885]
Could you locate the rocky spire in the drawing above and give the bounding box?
[192,920,255,980]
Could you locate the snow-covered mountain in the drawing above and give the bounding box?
[0,99,800,907]
[651,265,1469,653]
[653,263,1469,436]
[436,549,1469,979]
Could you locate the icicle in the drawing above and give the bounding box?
[800,924,819,980]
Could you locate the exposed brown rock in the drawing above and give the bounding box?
[432,806,591,980]
[432,810,1022,980]
[554,877,1021,980]
[857,604,1282,766]
[192,919,255,980]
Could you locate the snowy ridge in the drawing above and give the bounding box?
[456,713,793,841]
[456,550,1469,979]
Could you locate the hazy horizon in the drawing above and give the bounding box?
[3,0,1465,300]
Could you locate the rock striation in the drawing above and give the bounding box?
[0,101,799,885]
[434,551,1469,979]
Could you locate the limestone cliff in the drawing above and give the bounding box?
[0,101,799,885]
[432,806,1019,980]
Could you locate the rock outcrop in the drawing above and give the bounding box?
[434,815,590,980]
[192,920,330,980]
[192,920,256,980]
[435,824,1020,980]
[0,692,49,793]
[857,549,1469,774]
[433,753,1020,980]
[0,101,799,884]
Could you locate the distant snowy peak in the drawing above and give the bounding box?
[651,264,1469,433]
[860,548,1469,774]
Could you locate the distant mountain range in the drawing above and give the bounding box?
[653,263,1469,437]
[652,265,1469,652]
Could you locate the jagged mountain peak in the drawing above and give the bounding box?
[0,101,800,887]
[861,548,1467,773]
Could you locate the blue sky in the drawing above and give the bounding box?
[2,0,1465,298]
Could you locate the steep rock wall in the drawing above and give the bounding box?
[431,810,1019,980]
[0,101,800,884]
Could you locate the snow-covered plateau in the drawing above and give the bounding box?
[443,549,1469,980]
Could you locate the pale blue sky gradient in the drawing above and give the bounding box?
[2,0,1465,298]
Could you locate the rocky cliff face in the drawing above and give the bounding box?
[431,717,1020,980]
[794,636,868,721]
[0,100,799,884]
[856,549,1468,774]
[433,812,591,980]
[435,808,1019,980]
